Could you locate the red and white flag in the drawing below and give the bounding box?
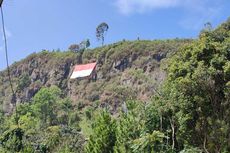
[70,62,97,79]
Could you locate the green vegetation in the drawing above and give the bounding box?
[0,19,229,152]
[96,22,109,46]
[0,86,84,152]
[161,19,230,152]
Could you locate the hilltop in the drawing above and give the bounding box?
[0,18,229,153]
[0,39,191,114]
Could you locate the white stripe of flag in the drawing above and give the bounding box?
[70,62,96,79]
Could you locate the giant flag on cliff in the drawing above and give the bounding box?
[70,62,97,79]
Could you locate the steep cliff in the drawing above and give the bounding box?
[0,39,192,114]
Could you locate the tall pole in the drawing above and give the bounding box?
[1,0,18,126]
[0,0,3,7]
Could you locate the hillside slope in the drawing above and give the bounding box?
[0,39,191,114]
[0,18,229,153]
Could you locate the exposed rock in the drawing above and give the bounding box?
[0,40,191,114]
[152,52,167,61]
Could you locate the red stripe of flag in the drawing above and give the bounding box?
[74,62,97,71]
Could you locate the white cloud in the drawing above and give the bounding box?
[0,28,12,55]
[115,0,181,14]
[114,0,223,30]
[2,28,12,40]
[114,0,221,15]
[0,28,12,46]
[5,29,12,39]
[179,6,221,30]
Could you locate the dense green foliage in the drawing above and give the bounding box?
[162,19,230,152]
[0,86,84,152]
[83,19,230,152]
[85,111,117,153]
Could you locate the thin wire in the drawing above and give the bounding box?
[1,7,15,95]
[1,6,18,125]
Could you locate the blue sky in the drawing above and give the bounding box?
[0,0,229,70]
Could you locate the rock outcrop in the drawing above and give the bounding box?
[0,40,192,114]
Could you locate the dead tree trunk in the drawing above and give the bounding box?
[169,118,175,150]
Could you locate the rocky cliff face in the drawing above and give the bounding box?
[0,40,192,114]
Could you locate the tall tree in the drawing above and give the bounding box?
[79,39,90,50]
[160,19,230,152]
[85,39,90,49]
[32,86,62,127]
[96,22,109,46]
[85,111,116,153]
[77,39,90,64]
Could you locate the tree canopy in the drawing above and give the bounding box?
[96,22,109,46]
